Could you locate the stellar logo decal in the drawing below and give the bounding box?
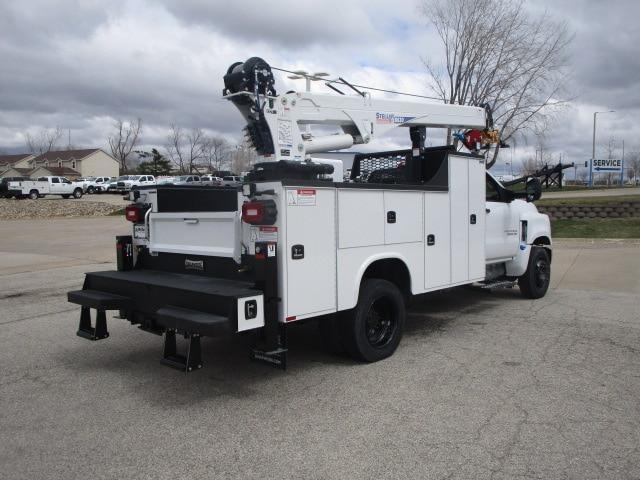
[376,112,415,125]
[185,259,204,271]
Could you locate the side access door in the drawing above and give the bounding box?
[485,174,520,262]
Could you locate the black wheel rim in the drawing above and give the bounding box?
[534,258,549,289]
[365,297,396,348]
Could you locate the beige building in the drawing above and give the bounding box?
[0,154,36,174]
[32,149,119,178]
[0,149,119,179]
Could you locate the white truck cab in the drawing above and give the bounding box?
[67,56,552,373]
[116,175,155,193]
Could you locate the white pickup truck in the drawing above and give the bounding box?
[8,176,84,199]
[115,175,156,193]
[66,57,552,373]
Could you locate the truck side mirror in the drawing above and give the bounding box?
[525,178,542,202]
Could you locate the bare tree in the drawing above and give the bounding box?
[421,0,572,168]
[108,118,142,173]
[165,125,207,173]
[626,151,640,185]
[165,124,186,173]
[231,139,258,174]
[24,126,64,155]
[186,128,206,173]
[603,136,620,186]
[203,136,231,173]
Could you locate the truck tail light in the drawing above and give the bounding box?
[242,200,277,225]
[125,204,146,223]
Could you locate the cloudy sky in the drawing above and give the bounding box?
[1,0,637,174]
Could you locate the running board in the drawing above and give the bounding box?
[476,280,517,290]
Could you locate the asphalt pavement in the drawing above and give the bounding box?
[1,218,639,479]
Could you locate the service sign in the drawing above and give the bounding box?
[592,159,622,172]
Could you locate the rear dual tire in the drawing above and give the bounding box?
[320,279,405,362]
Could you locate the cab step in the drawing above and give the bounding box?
[478,280,517,290]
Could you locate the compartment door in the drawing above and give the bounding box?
[384,191,423,244]
[468,158,486,279]
[449,157,469,283]
[424,192,451,289]
[286,188,336,317]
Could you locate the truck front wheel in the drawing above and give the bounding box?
[73,188,83,199]
[518,246,551,299]
[344,279,405,362]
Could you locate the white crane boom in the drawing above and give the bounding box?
[223,57,492,162]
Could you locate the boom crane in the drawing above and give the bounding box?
[223,57,498,163]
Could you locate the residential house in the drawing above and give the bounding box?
[0,154,36,177]
[32,149,119,178]
[0,149,119,179]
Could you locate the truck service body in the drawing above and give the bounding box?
[67,57,552,371]
[8,176,84,199]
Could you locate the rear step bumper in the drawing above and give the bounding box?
[67,269,268,372]
[72,269,262,333]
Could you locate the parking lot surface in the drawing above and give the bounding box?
[1,218,639,479]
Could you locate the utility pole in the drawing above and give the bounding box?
[621,139,625,186]
[591,110,615,187]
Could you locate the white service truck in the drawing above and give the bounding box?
[8,176,84,199]
[67,57,551,372]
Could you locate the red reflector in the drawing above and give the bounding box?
[242,201,265,224]
[286,316,296,322]
[125,204,141,223]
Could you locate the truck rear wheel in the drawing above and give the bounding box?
[73,188,83,199]
[29,189,39,200]
[518,246,551,299]
[343,279,405,362]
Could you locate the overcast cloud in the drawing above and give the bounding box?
[1,0,638,173]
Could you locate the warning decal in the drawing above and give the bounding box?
[287,188,316,206]
[251,226,278,242]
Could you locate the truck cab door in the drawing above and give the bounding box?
[485,175,519,262]
[49,177,62,194]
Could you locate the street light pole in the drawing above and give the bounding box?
[590,110,615,187]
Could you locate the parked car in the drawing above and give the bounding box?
[90,176,116,193]
[156,176,175,185]
[116,175,156,193]
[7,176,84,199]
[1,176,28,198]
[170,175,202,186]
[107,176,127,193]
[222,175,242,186]
[201,175,223,186]
[75,177,95,193]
